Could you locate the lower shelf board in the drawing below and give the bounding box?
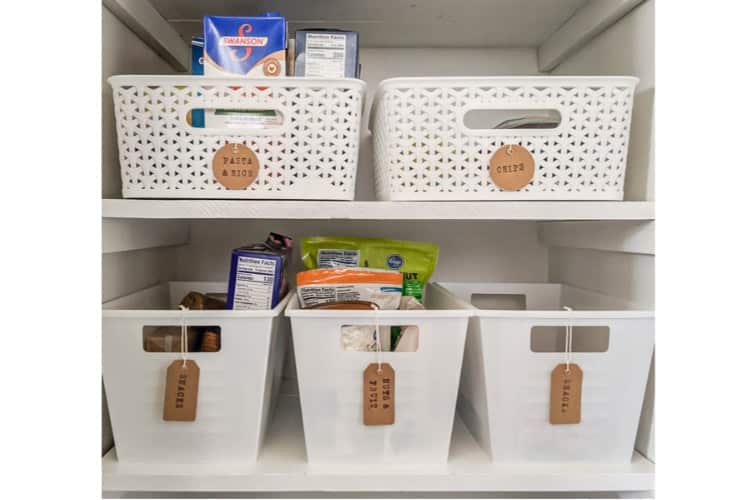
[101,199,655,221]
[102,394,654,494]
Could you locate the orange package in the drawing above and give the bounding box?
[296,268,403,310]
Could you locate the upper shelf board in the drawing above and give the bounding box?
[102,199,654,221]
[149,0,588,48]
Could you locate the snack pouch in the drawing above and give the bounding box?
[296,267,401,351]
[301,237,439,302]
[296,267,402,310]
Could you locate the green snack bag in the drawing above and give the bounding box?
[300,236,439,302]
[361,239,438,302]
[301,236,365,269]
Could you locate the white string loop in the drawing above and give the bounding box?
[563,306,573,373]
[370,303,382,373]
[178,305,188,367]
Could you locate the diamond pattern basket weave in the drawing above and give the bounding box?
[109,76,365,199]
[370,77,638,201]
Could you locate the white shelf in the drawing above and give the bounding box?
[103,394,654,494]
[102,199,654,221]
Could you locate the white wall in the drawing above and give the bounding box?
[174,220,548,284]
[548,247,654,308]
[101,6,179,455]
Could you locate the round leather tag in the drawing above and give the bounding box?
[212,143,259,190]
[489,144,535,191]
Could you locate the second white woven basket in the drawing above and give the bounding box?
[370,77,638,201]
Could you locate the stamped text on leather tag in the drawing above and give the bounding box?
[363,363,395,425]
[212,143,259,190]
[550,363,582,424]
[163,360,200,421]
[489,144,535,191]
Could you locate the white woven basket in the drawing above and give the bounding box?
[109,76,365,199]
[370,77,638,200]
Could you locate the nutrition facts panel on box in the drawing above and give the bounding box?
[317,248,359,268]
[233,256,278,309]
[305,33,347,78]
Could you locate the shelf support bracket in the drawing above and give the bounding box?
[102,219,190,254]
[537,0,645,72]
[538,221,654,255]
[102,0,190,71]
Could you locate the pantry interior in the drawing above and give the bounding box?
[101,0,655,497]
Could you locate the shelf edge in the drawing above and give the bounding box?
[101,200,655,221]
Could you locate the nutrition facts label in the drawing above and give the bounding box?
[232,255,278,310]
[318,248,359,268]
[305,33,347,78]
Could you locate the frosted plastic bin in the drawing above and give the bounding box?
[370,76,638,200]
[441,282,654,465]
[286,283,473,466]
[109,76,365,200]
[102,281,291,465]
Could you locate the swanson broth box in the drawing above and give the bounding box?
[203,14,287,78]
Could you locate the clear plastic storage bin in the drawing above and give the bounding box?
[286,283,473,466]
[109,76,365,200]
[441,282,654,465]
[371,77,638,201]
[102,281,290,465]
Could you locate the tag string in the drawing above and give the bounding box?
[563,306,573,373]
[178,305,189,367]
[370,303,382,374]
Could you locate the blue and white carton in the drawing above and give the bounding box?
[203,14,287,77]
[226,234,292,310]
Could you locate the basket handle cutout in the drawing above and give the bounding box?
[461,106,563,136]
[470,293,527,310]
[184,106,287,136]
[142,326,221,353]
[530,326,609,353]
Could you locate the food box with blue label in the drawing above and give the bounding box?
[203,15,287,129]
[203,14,287,78]
[227,234,292,310]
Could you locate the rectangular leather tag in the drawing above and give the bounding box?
[550,363,582,424]
[363,362,395,425]
[163,359,200,421]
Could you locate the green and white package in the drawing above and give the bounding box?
[300,236,439,302]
